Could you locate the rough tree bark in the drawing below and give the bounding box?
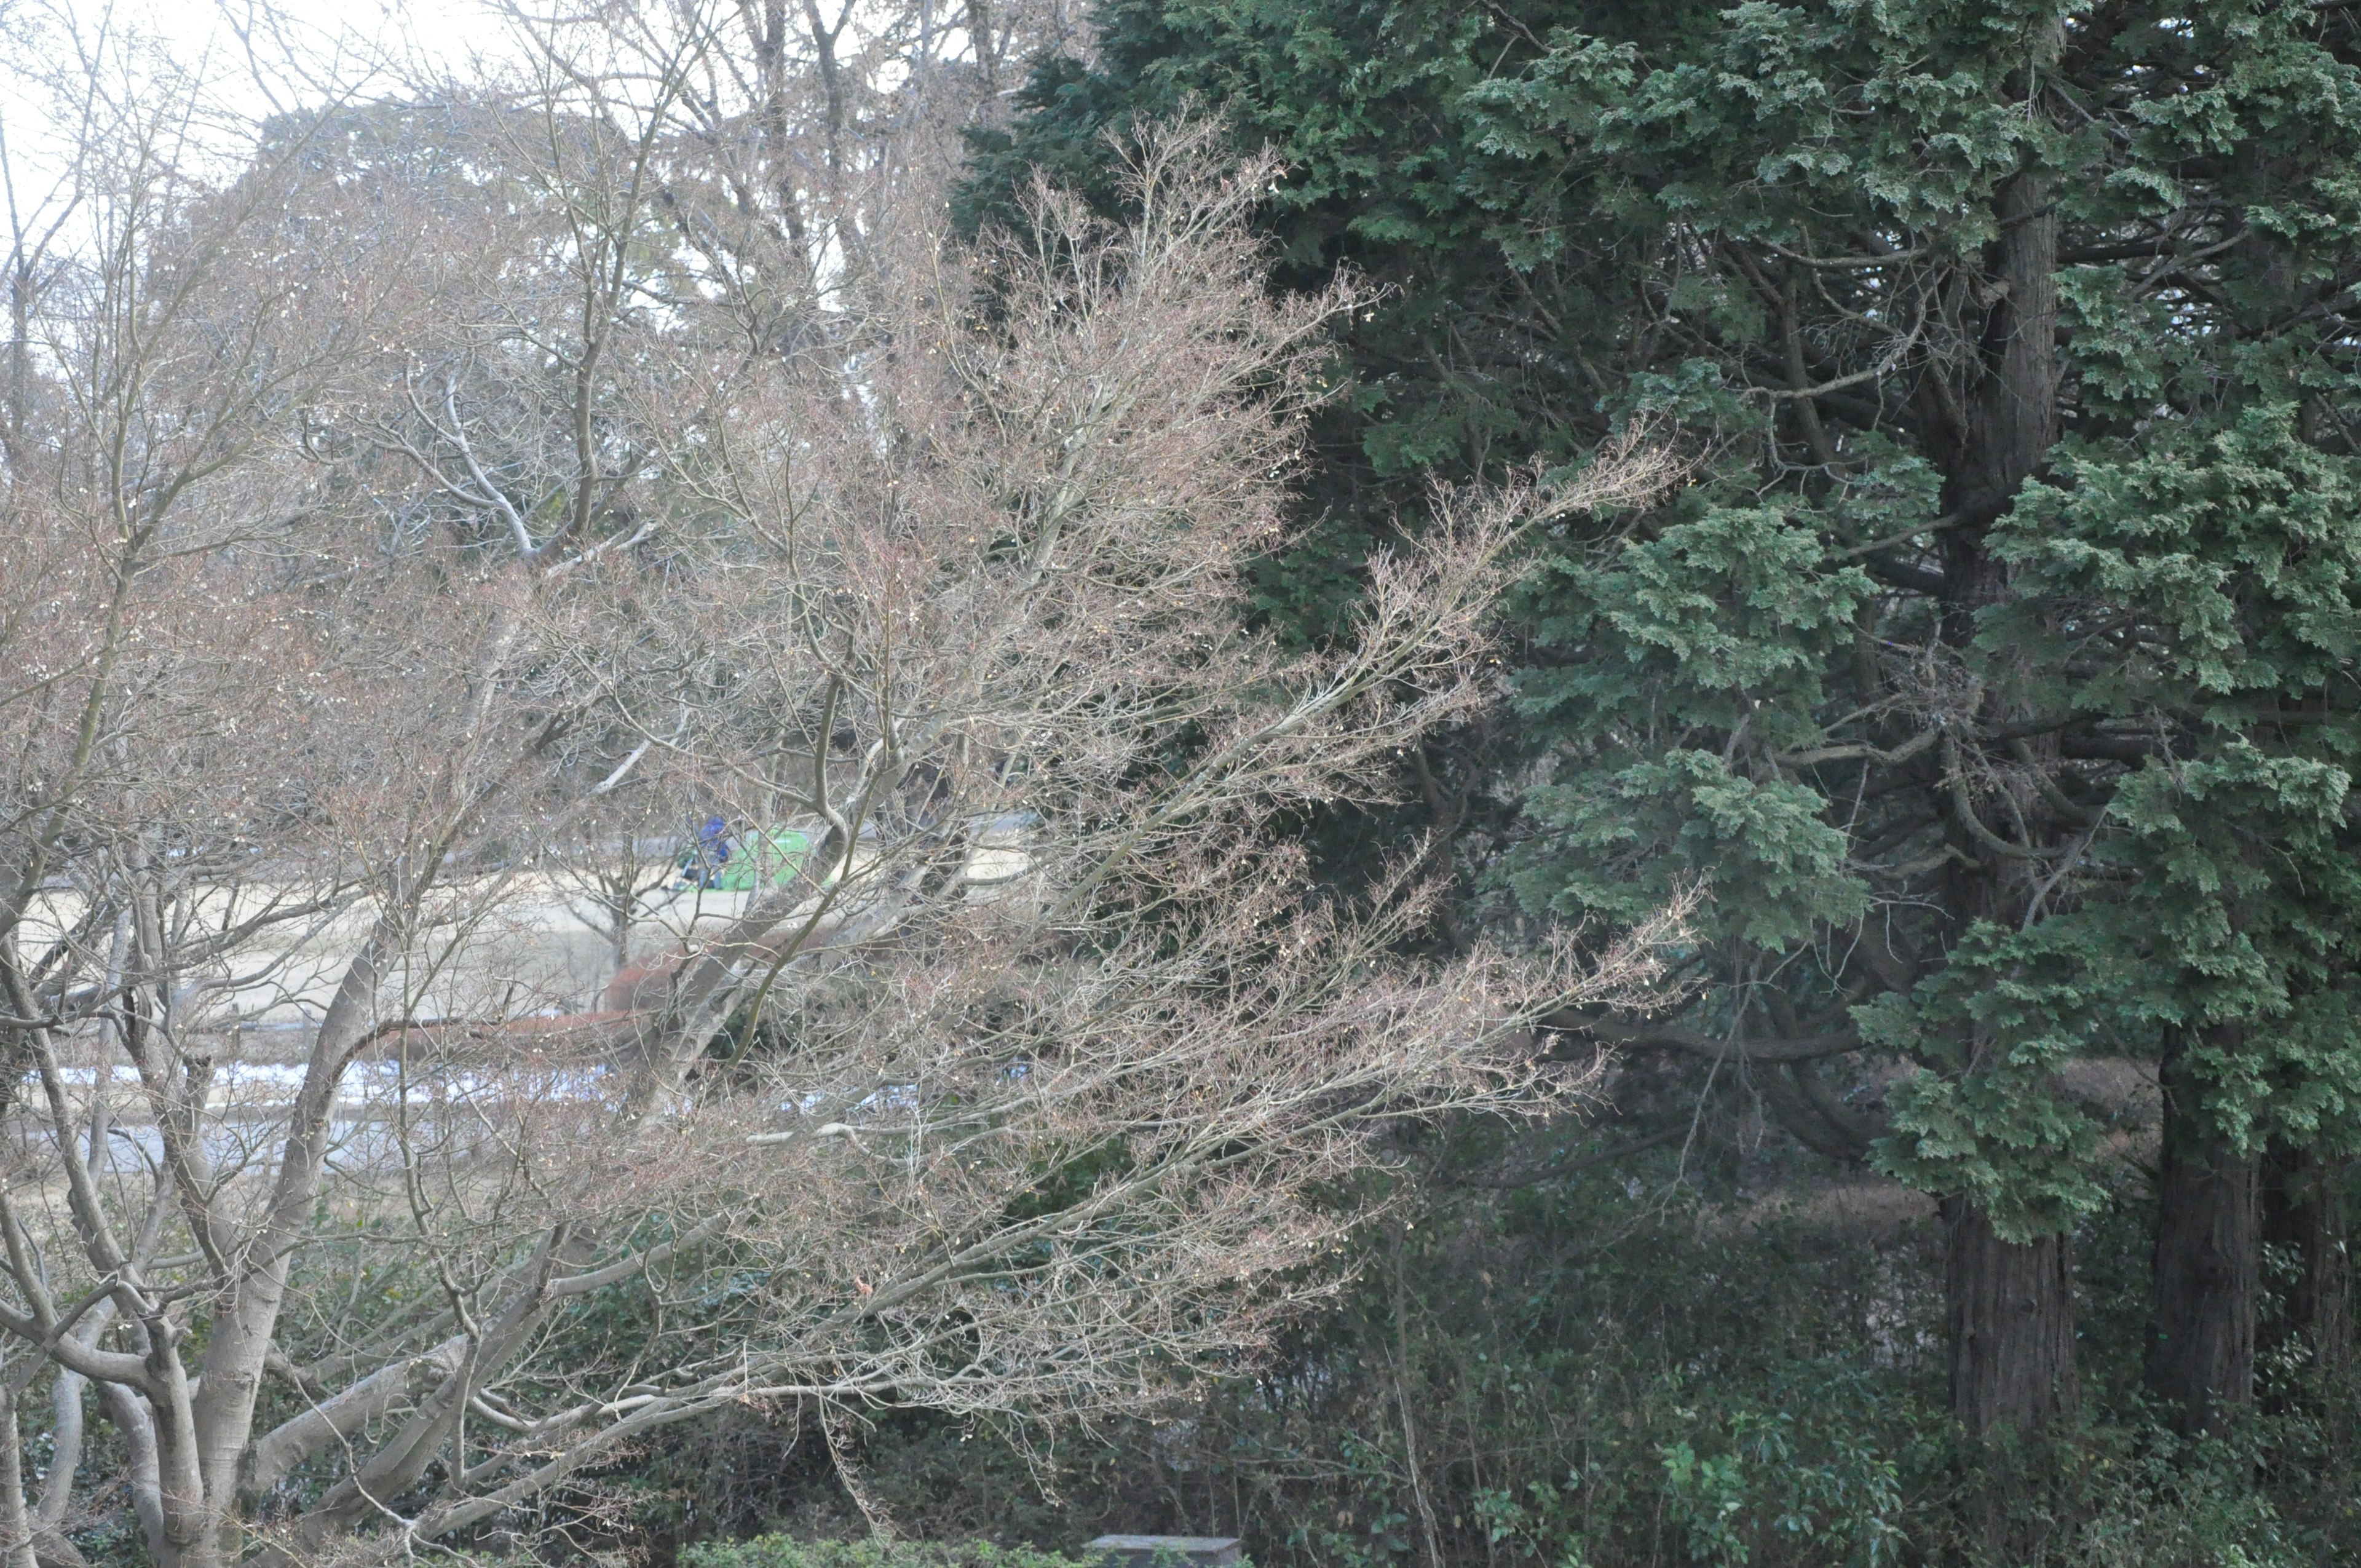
[1944,1196,2078,1439]
[1932,129,2076,1450]
[2145,1026,2260,1435]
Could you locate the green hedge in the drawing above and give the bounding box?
[682,1540,1105,1568]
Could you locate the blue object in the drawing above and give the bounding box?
[677,815,734,888]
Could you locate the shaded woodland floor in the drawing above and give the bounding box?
[576,1103,2359,1568]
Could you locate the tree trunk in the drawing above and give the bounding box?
[1944,1196,2076,1562]
[967,0,997,98]
[0,1387,39,1568]
[1929,4,2070,1446]
[1945,1195,2078,1439]
[2260,1142,2349,1404]
[2145,1028,2258,1435]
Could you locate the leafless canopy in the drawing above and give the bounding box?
[0,7,1676,1565]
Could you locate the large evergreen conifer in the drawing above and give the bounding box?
[966,0,2361,1471]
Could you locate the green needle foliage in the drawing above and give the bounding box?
[963,0,2361,1467]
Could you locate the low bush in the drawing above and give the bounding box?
[682,1538,1107,1568]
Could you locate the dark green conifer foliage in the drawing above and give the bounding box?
[964,0,2361,1454]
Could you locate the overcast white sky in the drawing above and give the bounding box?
[20,0,527,93]
[1,0,534,237]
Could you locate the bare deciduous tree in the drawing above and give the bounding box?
[0,14,1675,1567]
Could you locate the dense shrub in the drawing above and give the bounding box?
[626,1128,2356,1568]
[148,1133,2349,1567]
[682,1538,1106,1568]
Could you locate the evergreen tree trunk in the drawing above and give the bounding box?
[1944,1196,2076,1561]
[2260,1142,2350,1404]
[1935,141,2072,1441]
[2146,1026,2260,1435]
[1929,34,2080,1549]
[1945,1196,2078,1438]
